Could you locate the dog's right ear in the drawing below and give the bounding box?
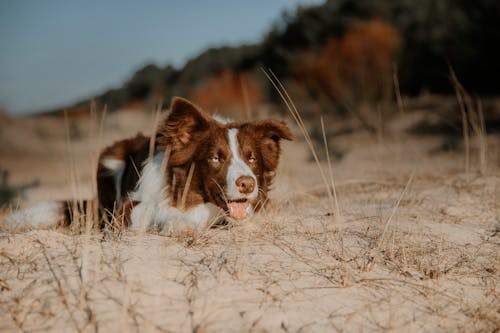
[158,97,211,151]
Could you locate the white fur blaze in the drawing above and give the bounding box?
[4,201,65,231]
[226,128,258,200]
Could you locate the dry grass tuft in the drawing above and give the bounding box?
[450,66,489,177]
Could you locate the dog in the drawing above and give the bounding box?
[6,97,294,233]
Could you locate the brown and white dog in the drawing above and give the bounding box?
[6,97,293,233]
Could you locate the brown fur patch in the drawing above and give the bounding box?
[97,133,149,227]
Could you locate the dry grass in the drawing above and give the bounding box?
[450,66,489,177]
[0,98,499,332]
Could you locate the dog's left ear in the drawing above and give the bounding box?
[157,97,212,164]
[245,119,294,172]
[160,97,211,146]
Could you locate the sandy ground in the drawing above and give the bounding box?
[0,107,499,332]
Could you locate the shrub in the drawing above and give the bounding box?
[189,70,262,115]
[295,18,401,107]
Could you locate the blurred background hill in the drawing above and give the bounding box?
[34,0,499,121]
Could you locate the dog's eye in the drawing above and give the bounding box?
[210,156,220,163]
[248,156,257,163]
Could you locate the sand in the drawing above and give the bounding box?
[0,107,499,332]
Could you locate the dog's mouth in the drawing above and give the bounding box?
[226,198,250,221]
[216,195,252,221]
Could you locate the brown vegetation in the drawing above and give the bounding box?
[190,70,262,116]
[294,19,401,106]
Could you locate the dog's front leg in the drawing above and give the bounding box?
[129,201,158,233]
[157,203,224,235]
[130,201,224,234]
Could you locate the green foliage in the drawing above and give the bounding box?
[261,0,500,94]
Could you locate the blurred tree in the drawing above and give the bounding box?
[46,0,500,115]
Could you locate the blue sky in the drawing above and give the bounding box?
[0,0,322,115]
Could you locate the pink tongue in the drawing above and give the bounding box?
[227,201,249,221]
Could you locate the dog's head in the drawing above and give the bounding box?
[158,97,294,221]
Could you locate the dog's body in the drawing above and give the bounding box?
[6,97,293,232]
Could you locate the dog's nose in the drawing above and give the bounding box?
[236,176,255,194]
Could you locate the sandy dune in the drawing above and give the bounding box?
[0,107,499,332]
